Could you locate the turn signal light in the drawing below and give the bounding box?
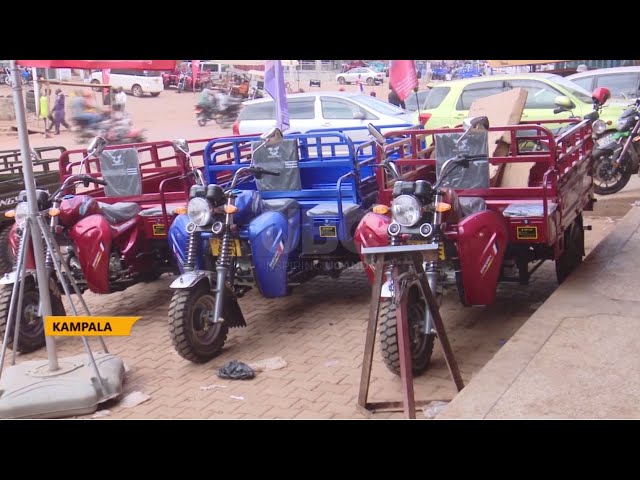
[372,204,389,214]
[434,202,452,213]
[4,210,15,218]
[173,206,188,215]
[48,208,60,217]
[224,204,238,214]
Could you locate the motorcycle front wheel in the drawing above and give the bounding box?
[378,285,435,376]
[197,114,207,127]
[168,283,229,363]
[593,149,632,195]
[0,280,66,353]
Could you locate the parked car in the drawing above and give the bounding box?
[89,69,163,97]
[567,66,640,101]
[233,91,414,141]
[412,73,625,128]
[403,89,431,112]
[336,68,384,86]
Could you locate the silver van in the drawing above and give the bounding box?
[567,66,640,101]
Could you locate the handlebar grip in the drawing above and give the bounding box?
[92,178,109,186]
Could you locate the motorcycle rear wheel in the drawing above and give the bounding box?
[197,115,207,127]
[168,284,229,363]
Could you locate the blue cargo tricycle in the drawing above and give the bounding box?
[166,128,384,362]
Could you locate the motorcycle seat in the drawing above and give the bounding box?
[263,199,299,220]
[98,202,142,224]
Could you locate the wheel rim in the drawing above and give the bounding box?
[594,153,624,189]
[133,86,142,97]
[20,290,44,341]
[367,78,374,85]
[190,294,224,344]
[338,78,345,84]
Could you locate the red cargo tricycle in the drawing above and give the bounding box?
[354,87,611,376]
[0,136,214,352]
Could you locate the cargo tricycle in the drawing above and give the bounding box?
[0,136,210,353]
[167,128,383,362]
[355,87,609,376]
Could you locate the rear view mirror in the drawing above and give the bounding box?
[260,127,284,146]
[87,136,107,157]
[554,95,576,110]
[457,116,489,146]
[384,160,401,180]
[367,123,386,146]
[353,111,365,120]
[172,139,189,154]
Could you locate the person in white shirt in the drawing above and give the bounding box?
[113,87,127,112]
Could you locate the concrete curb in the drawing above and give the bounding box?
[437,205,640,419]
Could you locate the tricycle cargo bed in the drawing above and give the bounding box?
[376,121,595,248]
[0,145,66,218]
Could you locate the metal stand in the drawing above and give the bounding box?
[357,246,465,419]
[0,62,125,419]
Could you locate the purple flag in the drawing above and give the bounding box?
[264,60,290,132]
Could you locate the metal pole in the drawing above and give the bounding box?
[10,60,58,371]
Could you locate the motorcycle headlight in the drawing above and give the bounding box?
[592,120,607,136]
[187,197,213,226]
[15,202,29,227]
[391,195,422,227]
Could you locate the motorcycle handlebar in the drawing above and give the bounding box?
[251,167,280,177]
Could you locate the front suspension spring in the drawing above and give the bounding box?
[217,231,233,268]
[184,230,201,271]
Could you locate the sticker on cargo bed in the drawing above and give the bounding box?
[153,224,166,236]
[320,226,337,238]
[517,226,538,240]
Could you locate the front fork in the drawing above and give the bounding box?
[423,190,443,336]
[213,197,236,324]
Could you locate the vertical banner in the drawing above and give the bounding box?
[389,60,419,101]
[264,60,290,132]
[192,60,200,92]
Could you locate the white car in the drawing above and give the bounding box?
[336,68,384,86]
[233,92,414,142]
[89,69,164,97]
[567,66,640,101]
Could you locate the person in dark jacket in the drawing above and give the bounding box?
[48,88,70,134]
[388,86,406,109]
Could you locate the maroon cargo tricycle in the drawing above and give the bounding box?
[354,87,610,376]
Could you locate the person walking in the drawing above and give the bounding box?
[355,74,364,93]
[39,91,52,137]
[48,88,71,135]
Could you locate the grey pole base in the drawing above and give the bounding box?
[0,352,125,419]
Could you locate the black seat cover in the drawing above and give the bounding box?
[98,202,141,224]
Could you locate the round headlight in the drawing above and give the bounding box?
[592,120,607,136]
[187,197,212,226]
[15,202,29,227]
[391,195,422,227]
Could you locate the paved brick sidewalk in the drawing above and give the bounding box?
[4,257,562,419]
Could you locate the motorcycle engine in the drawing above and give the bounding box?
[108,252,124,279]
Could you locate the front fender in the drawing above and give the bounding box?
[353,212,391,284]
[0,270,36,285]
[169,270,215,289]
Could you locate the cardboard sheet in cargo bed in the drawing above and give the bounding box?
[467,88,531,188]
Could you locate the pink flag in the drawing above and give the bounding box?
[389,60,419,101]
[191,60,200,92]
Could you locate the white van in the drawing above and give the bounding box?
[89,69,164,97]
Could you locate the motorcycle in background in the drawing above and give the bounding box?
[591,97,640,195]
[194,94,243,128]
